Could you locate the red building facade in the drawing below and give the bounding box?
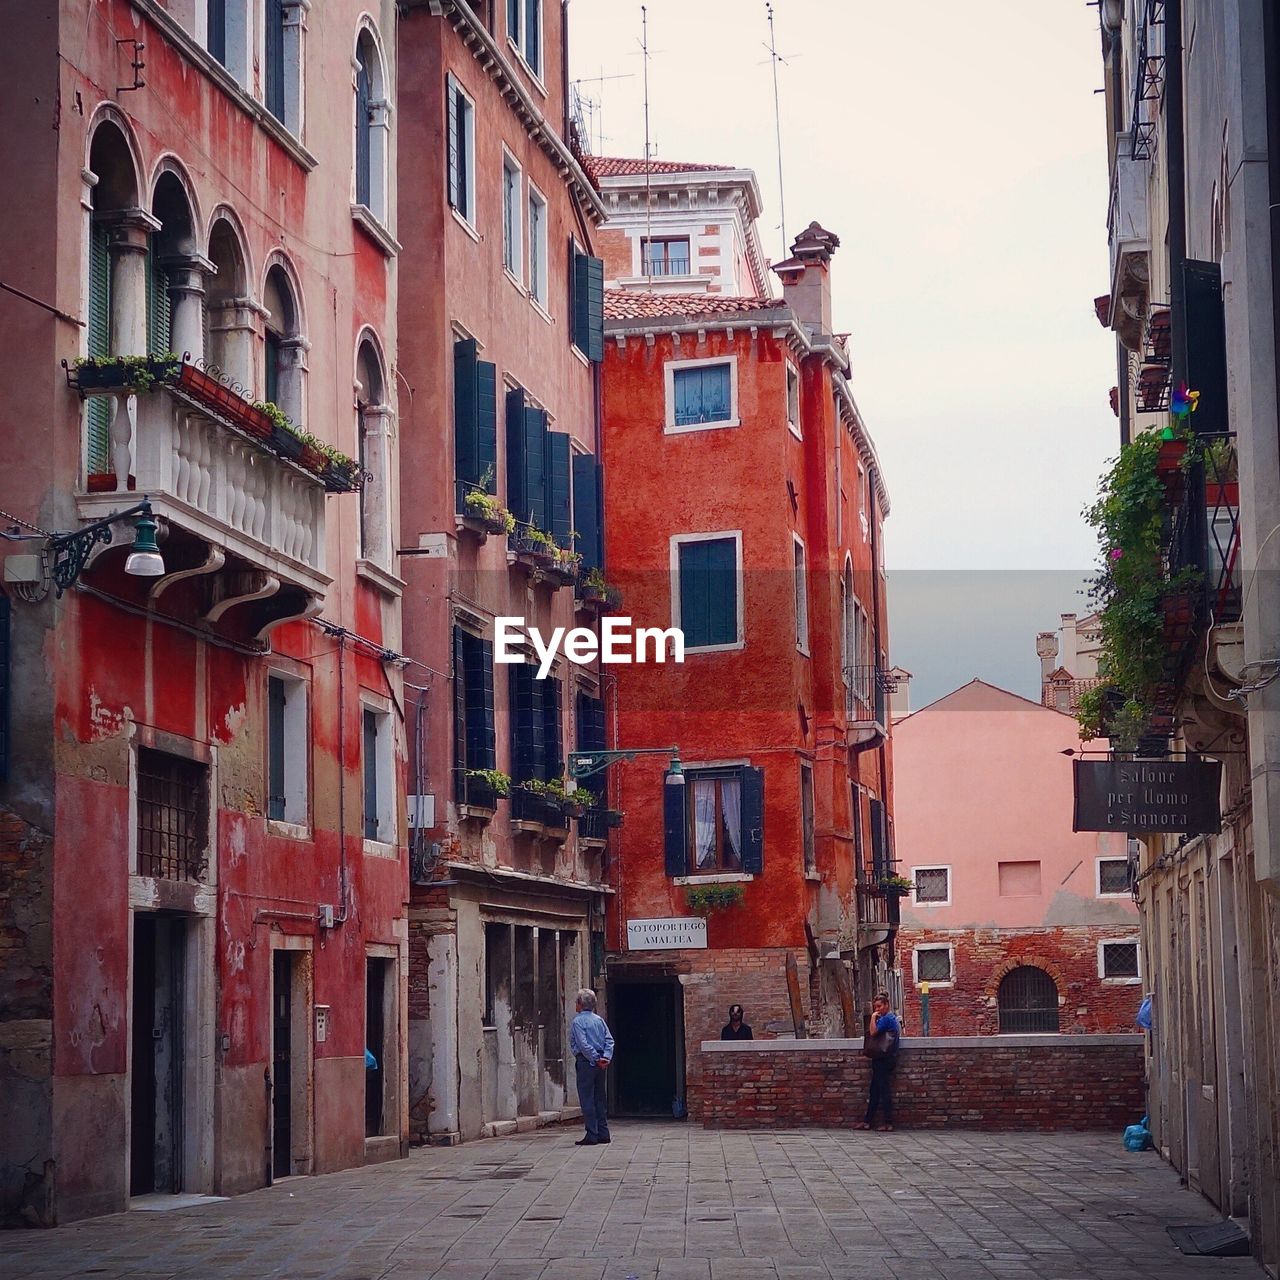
[1,0,406,1224]
[596,205,898,1121]
[394,2,611,1144]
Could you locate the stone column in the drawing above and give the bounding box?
[206,297,261,397]
[99,207,158,357]
[277,336,310,428]
[282,0,311,137]
[360,404,394,569]
[162,253,215,363]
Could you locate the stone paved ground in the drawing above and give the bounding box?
[0,1124,1265,1280]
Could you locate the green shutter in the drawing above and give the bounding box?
[146,239,171,355]
[454,338,479,510]
[679,538,737,649]
[476,360,498,493]
[522,405,547,529]
[363,709,379,839]
[544,431,571,548]
[86,223,112,476]
[663,781,687,877]
[572,252,605,361]
[510,662,543,783]
[453,625,468,800]
[542,675,562,781]
[505,386,527,518]
[869,797,887,879]
[462,631,496,771]
[572,453,602,571]
[740,766,764,874]
[0,597,9,781]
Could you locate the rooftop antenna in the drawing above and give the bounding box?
[571,66,634,155]
[765,2,788,256]
[641,4,654,289]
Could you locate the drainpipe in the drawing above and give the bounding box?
[1166,0,1188,390]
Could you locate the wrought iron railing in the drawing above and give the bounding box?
[643,257,691,277]
[844,664,895,725]
[136,749,208,882]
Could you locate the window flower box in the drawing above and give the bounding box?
[70,354,181,395]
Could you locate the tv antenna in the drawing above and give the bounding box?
[641,5,654,289]
[571,68,634,155]
[765,2,790,255]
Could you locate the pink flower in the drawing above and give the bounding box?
[1110,548,1123,561]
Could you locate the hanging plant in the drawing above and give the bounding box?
[684,883,745,915]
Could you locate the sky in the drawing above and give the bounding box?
[570,0,1119,705]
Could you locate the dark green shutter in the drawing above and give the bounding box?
[265,0,285,120]
[542,676,562,780]
[453,626,468,800]
[478,638,496,766]
[86,223,112,475]
[146,240,170,355]
[208,0,227,64]
[576,692,606,801]
[869,797,888,880]
[454,338,479,509]
[477,361,497,492]
[544,431,571,547]
[462,632,496,770]
[572,252,605,361]
[510,663,543,783]
[267,677,286,821]
[447,79,460,210]
[505,386,527,518]
[663,782,687,877]
[522,406,547,529]
[680,539,737,649]
[740,766,764,874]
[363,709,379,839]
[572,454,602,572]
[1184,259,1229,434]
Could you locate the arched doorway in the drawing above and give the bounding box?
[997,966,1060,1033]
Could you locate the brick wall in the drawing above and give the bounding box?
[699,1037,1145,1131]
[597,227,632,282]
[897,926,1144,1036]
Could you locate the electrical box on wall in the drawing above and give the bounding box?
[408,794,436,829]
[315,1005,330,1043]
[317,903,335,928]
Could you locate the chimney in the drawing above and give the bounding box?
[1036,630,1059,690]
[772,221,839,337]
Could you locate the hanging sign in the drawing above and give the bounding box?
[626,917,708,950]
[1072,759,1222,834]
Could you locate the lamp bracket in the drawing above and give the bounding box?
[46,500,153,597]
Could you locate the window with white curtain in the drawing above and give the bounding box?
[687,769,743,873]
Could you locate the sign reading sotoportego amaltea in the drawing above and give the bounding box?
[1073,759,1222,834]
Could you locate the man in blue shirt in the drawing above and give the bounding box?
[569,988,614,1145]
[858,991,901,1132]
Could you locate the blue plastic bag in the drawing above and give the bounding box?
[1136,996,1153,1031]
[1123,1116,1153,1151]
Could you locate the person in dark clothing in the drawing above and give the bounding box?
[721,1004,753,1040]
[857,991,901,1131]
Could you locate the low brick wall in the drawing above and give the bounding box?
[699,1036,1145,1131]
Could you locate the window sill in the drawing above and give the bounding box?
[356,557,406,597]
[917,980,954,990]
[664,418,741,436]
[569,345,590,369]
[1101,976,1142,985]
[504,266,525,293]
[267,818,313,842]
[132,0,317,172]
[351,205,401,258]
[803,870,821,882]
[450,207,481,242]
[684,640,746,656]
[363,838,398,859]
[913,900,952,909]
[530,295,553,325]
[672,872,754,885]
[787,422,803,440]
[459,804,496,823]
[580,836,607,852]
[797,644,811,658]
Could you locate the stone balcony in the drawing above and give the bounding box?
[74,362,338,639]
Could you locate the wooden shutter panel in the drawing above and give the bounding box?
[572,251,589,353]
[678,541,709,649]
[454,339,479,508]
[147,241,171,355]
[452,625,467,799]
[572,453,602,572]
[86,223,112,476]
[478,637,496,768]
[446,79,460,210]
[363,710,379,839]
[1184,259,1229,434]
[505,386,527,517]
[583,255,604,361]
[707,537,737,646]
[355,51,373,207]
[522,406,547,529]
[542,675,563,779]
[476,361,498,492]
[462,631,496,771]
[869,797,887,879]
[663,780,688,877]
[265,0,285,120]
[267,677,286,821]
[510,663,542,783]
[544,431,572,547]
[740,766,765,874]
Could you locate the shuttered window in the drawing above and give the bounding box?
[454,338,497,512]
[265,0,285,121]
[86,222,112,476]
[672,362,732,427]
[507,0,541,77]
[575,691,606,802]
[208,0,227,64]
[572,453,602,571]
[268,676,287,821]
[677,536,739,650]
[571,250,604,361]
[453,626,496,800]
[509,664,562,784]
[146,239,171,355]
[447,77,475,223]
[664,765,764,877]
[869,797,890,880]
[505,389,547,527]
[363,709,380,840]
[544,430,571,547]
[355,44,373,208]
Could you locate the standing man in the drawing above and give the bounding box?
[570,988,614,1146]
[857,991,901,1132]
[721,1004,753,1040]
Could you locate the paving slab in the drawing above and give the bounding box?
[0,1125,1267,1280]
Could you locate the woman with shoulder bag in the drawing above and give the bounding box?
[856,991,901,1131]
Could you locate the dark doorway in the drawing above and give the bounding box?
[997,965,1060,1033]
[272,950,293,1179]
[610,981,683,1117]
[130,914,186,1195]
[365,957,388,1136]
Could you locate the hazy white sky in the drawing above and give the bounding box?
[570,0,1119,578]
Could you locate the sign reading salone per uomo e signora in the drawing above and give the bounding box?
[1072,758,1222,834]
[626,918,708,951]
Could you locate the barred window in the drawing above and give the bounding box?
[1098,857,1130,896]
[916,947,952,983]
[914,867,949,904]
[1102,942,1140,980]
[136,749,208,882]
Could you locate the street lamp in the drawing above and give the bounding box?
[48,499,164,594]
[567,746,685,786]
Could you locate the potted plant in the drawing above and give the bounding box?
[72,352,180,394]
[463,769,510,812]
[463,488,516,535]
[684,883,745,916]
[548,546,582,586]
[878,874,915,896]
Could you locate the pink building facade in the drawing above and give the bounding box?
[894,681,1140,1036]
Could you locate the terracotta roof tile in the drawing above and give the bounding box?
[584,155,736,180]
[603,290,781,321]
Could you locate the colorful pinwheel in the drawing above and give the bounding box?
[1171,383,1200,418]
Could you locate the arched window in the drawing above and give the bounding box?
[149,167,199,359]
[353,26,389,224]
[355,337,392,571]
[206,214,250,388]
[997,967,1060,1034]
[261,263,304,427]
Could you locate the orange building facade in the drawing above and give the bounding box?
[593,186,899,1120]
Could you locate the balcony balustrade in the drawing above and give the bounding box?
[844,664,894,735]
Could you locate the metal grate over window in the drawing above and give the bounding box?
[914,867,949,903]
[1102,942,1139,979]
[136,748,208,882]
[916,948,952,983]
[997,965,1060,1033]
[1098,858,1131,895]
